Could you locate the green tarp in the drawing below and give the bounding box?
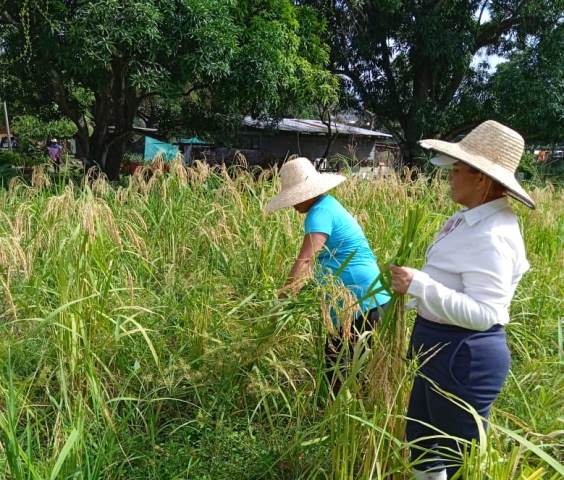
[179,137,209,145]
[144,136,179,161]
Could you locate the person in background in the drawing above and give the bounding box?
[47,138,63,172]
[390,121,534,479]
[265,157,390,392]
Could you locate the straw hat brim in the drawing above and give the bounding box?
[420,139,535,209]
[265,174,346,213]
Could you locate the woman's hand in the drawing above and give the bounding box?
[277,286,290,300]
[282,233,328,297]
[389,264,416,294]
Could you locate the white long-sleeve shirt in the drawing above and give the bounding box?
[407,197,530,331]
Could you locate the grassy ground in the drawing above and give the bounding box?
[0,160,562,479]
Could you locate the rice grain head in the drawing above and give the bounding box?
[31,165,51,190]
[8,176,28,195]
[188,160,212,185]
[92,175,110,197]
[44,185,77,224]
[320,280,359,340]
[170,156,188,185]
[122,223,148,258]
[0,235,30,278]
[79,198,122,246]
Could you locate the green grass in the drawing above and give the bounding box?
[0,161,562,479]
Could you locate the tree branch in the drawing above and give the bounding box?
[48,68,82,125]
[439,69,468,108]
[475,0,531,49]
[477,0,490,25]
[107,128,134,148]
[380,39,404,118]
[1,10,19,27]
[444,122,480,141]
[184,83,207,97]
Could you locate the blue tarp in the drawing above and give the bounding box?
[144,136,179,162]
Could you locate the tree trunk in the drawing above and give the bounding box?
[101,57,138,181]
[74,121,90,163]
[87,91,111,170]
[105,138,127,181]
[399,140,419,169]
[322,133,338,162]
[397,108,421,169]
[320,108,338,164]
[89,124,109,170]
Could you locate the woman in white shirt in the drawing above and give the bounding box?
[390,121,534,480]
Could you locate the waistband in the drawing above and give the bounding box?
[415,315,504,334]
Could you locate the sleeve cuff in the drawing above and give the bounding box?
[407,269,428,298]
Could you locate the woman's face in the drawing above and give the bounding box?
[294,199,313,214]
[293,196,319,214]
[448,161,483,208]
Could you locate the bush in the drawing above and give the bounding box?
[518,151,564,185]
[11,115,78,161]
[0,150,23,166]
[12,115,77,145]
[517,152,540,181]
[0,150,48,167]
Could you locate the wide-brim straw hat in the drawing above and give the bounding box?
[420,120,535,208]
[265,157,346,213]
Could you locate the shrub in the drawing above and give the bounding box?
[0,150,23,166]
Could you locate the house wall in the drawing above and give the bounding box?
[244,131,378,163]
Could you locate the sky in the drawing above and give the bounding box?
[470,6,508,73]
[471,48,507,72]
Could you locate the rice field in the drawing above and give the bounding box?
[0,160,562,479]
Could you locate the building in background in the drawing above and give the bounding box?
[238,117,396,168]
[133,117,398,170]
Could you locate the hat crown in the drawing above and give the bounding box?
[460,120,524,173]
[265,156,346,213]
[280,157,319,189]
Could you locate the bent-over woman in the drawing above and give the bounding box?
[265,157,390,392]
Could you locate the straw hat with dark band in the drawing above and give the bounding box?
[420,120,535,209]
[265,157,346,213]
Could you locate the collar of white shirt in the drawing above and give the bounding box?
[461,197,510,227]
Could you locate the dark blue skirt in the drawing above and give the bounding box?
[406,315,511,476]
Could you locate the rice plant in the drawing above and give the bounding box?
[0,160,561,478]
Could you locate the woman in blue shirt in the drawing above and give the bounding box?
[265,157,390,392]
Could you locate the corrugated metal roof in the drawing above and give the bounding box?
[242,116,392,138]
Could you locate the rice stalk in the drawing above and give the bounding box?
[31,165,51,190]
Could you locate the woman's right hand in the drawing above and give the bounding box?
[389,264,416,294]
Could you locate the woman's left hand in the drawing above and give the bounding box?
[389,264,416,294]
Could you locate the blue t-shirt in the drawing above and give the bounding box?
[304,195,390,314]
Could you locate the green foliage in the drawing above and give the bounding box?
[0,151,22,166]
[0,149,46,168]
[517,151,564,185]
[1,0,337,177]
[517,152,543,183]
[11,115,77,145]
[301,0,563,164]
[492,23,564,145]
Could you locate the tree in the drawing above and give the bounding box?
[491,22,564,145]
[138,2,339,143]
[299,0,563,166]
[1,1,336,179]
